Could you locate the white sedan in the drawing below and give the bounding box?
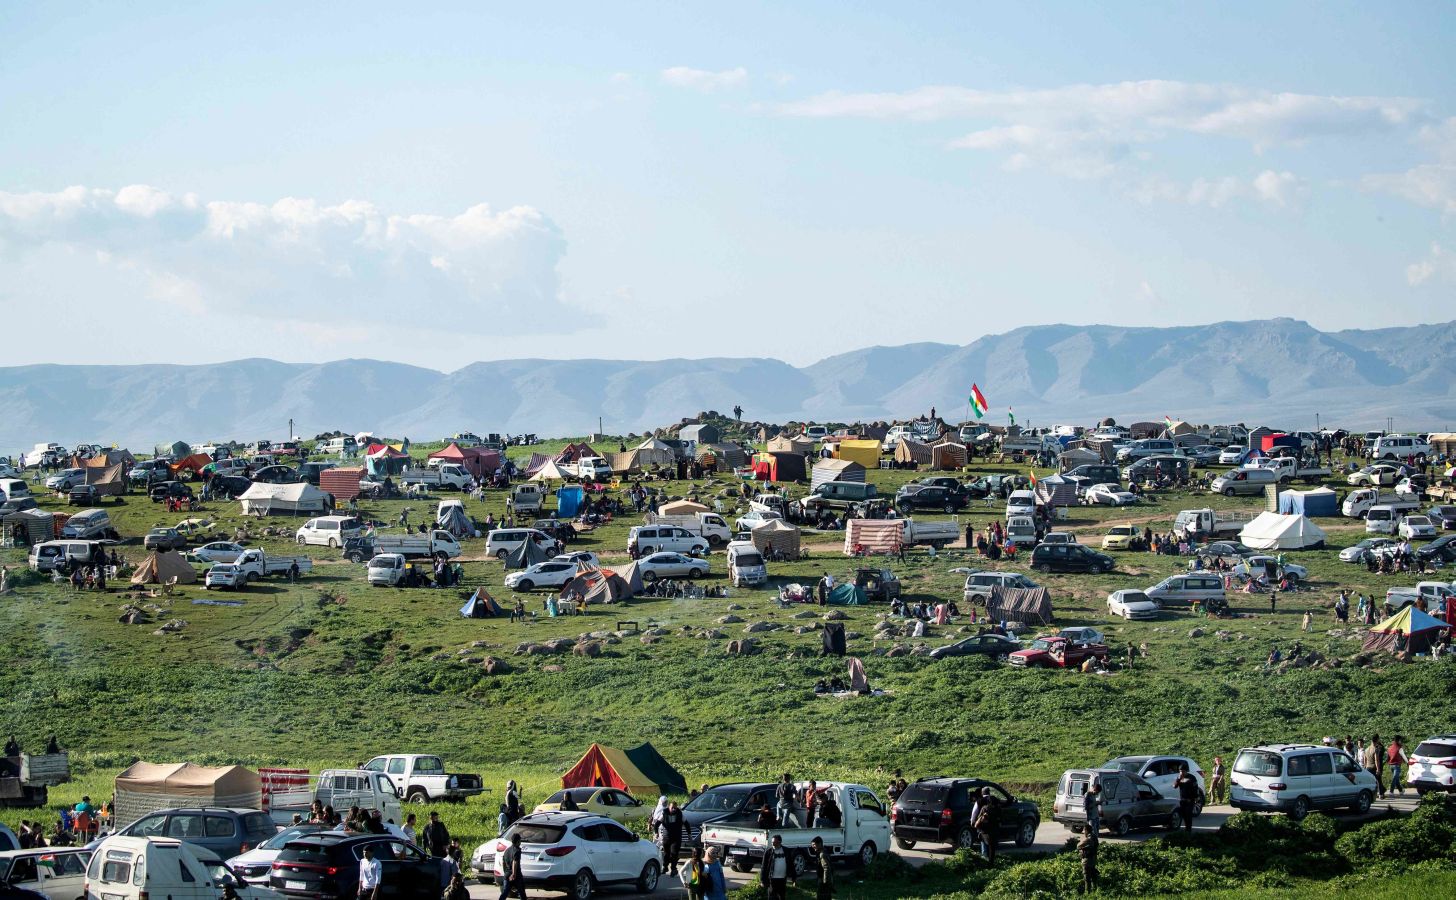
[734,508,783,532]
[1399,515,1437,540]
[1348,464,1402,487]
[505,560,582,592]
[1107,589,1161,620]
[191,541,247,563]
[553,551,601,568]
[1084,483,1138,506]
[1245,555,1308,584]
[204,564,244,590]
[1340,538,1394,562]
[636,551,709,581]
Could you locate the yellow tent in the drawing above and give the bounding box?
[834,439,881,468]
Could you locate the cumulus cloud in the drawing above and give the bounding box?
[1132,170,1307,209]
[0,185,575,330]
[1363,119,1456,214]
[660,66,748,91]
[1406,243,1456,285]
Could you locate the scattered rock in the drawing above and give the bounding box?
[482,657,512,675]
[588,631,613,640]
[697,629,725,640]
[544,637,576,653]
[886,644,910,658]
[718,614,745,624]
[541,664,563,673]
[644,627,670,637]
[640,635,660,645]
[726,638,757,655]
[463,656,483,665]
[470,640,489,648]
[846,632,862,640]
[793,626,815,635]
[457,648,474,655]
[1188,628,1205,639]
[726,603,745,611]
[791,610,817,619]
[911,645,932,656]
[605,636,621,645]
[573,640,603,658]
[613,628,638,638]
[513,641,538,655]
[744,621,780,634]
[824,610,847,621]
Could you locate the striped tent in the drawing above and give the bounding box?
[750,518,801,557]
[931,441,968,470]
[894,439,933,466]
[1363,605,1449,655]
[561,743,686,796]
[844,519,903,556]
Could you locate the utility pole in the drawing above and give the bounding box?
[288,418,294,441]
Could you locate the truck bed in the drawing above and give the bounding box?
[703,822,851,867]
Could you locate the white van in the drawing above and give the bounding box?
[1372,434,1431,462]
[726,541,766,587]
[1005,490,1036,519]
[0,847,91,898]
[485,527,558,560]
[60,508,115,540]
[85,836,274,900]
[294,515,364,548]
[0,477,31,502]
[319,436,357,456]
[628,525,710,556]
[1229,743,1377,819]
[1366,504,1401,535]
[28,540,107,573]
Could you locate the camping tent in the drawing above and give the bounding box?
[437,500,473,538]
[750,519,801,558]
[1363,605,1449,655]
[1059,447,1101,471]
[827,583,867,605]
[696,443,747,471]
[85,464,126,496]
[834,439,880,468]
[556,442,599,464]
[460,589,505,618]
[1238,512,1327,550]
[505,538,550,570]
[559,565,636,604]
[606,561,645,597]
[986,586,1054,626]
[659,499,709,516]
[320,467,365,502]
[530,459,574,483]
[1276,488,1339,517]
[636,436,676,453]
[560,743,686,795]
[365,444,410,477]
[751,452,806,483]
[130,551,198,585]
[2,508,55,545]
[894,439,933,467]
[166,440,192,459]
[930,442,968,470]
[114,762,260,827]
[678,424,720,445]
[768,434,817,455]
[1034,474,1078,509]
[843,519,903,556]
[811,459,866,491]
[237,482,329,517]
[428,443,500,481]
[556,485,585,518]
[169,454,213,479]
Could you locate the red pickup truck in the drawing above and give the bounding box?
[1008,636,1109,669]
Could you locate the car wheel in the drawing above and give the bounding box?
[1166,811,1180,830]
[1015,819,1036,847]
[348,551,365,563]
[895,836,916,851]
[944,502,955,514]
[1193,793,1205,817]
[296,536,307,545]
[790,851,811,878]
[730,859,754,874]
[496,550,508,560]
[643,571,658,582]
[570,869,594,900]
[516,579,534,592]
[1033,562,1050,573]
[636,859,660,892]
[857,841,877,868]
[956,824,975,850]
[1114,816,1132,837]
[687,568,703,579]
[1289,796,1311,821]
[327,538,338,548]
[1223,488,1235,497]
[408,788,428,805]
[1353,789,1373,813]
[1284,574,1300,586]
[1097,562,1111,574]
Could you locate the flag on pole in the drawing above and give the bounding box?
[1028,468,1037,486]
[969,384,988,419]
[1008,407,1016,426]
[1164,415,1173,428]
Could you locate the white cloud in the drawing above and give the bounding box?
[609,72,633,85]
[660,66,748,92]
[0,185,576,330]
[1132,170,1307,209]
[1251,170,1306,207]
[1364,164,1456,214]
[1406,243,1456,285]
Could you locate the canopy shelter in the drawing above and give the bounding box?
[1238,512,1327,550]
[522,453,552,476]
[169,454,213,479]
[659,499,709,517]
[750,518,801,557]
[752,451,806,483]
[811,459,865,491]
[530,459,574,483]
[130,550,198,585]
[78,449,135,470]
[679,424,720,445]
[986,586,1054,626]
[3,508,55,546]
[320,466,366,502]
[556,485,585,518]
[1363,605,1449,655]
[930,441,968,470]
[460,589,505,619]
[1058,447,1101,471]
[611,447,672,473]
[1429,433,1456,457]
[505,538,550,570]
[561,743,686,796]
[894,439,933,467]
[843,519,903,556]
[696,443,748,472]
[635,436,675,453]
[555,442,599,464]
[85,464,126,496]
[833,439,880,468]
[767,434,817,455]
[559,564,635,604]
[237,482,329,517]
[114,762,260,827]
[428,443,500,481]
[365,444,410,477]
[1276,487,1339,517]
[1034,474,1078,509]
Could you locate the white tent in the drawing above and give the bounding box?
[237,482,329,516]
[1238,512,1327,551]
[530,459,574,482]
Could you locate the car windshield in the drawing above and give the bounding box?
[898,782,950,804]
[1414,741,1456,759]
[1100,759,1147,774]
[505,823,566,844]
[1234,750,1283,777]
[1407,517,1431,526]
[733,552,764,567]
[1120,592,1152,605]
[684,789,749,813]
[1030,639,1053,651]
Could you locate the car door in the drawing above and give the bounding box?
[1131,782,1165,828]
[569,823,618,879]
[601,821,643,880]
[1304,752,1337,808]
[1331,751,1363,806]
[1139,760,1174,796]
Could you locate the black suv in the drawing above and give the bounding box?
[149,481,194,503]
[680,782,777,846]
[1031,542,1114,574]
[894,484,968,514]
[271,833,449,900]
[891,777,1039,851]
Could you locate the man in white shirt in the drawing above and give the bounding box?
[357,845,382,900]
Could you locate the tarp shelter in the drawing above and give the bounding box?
[556,486,585,518]
[696,443,748,472]
[320,467,365,502]
[1428,433,1456,457]
[768,434,817,455]
[752,451,806,483]
[561,743,686,796]
[429,443,500,481]
[237,482,329,517]
[114,762,260,827]
[986,586,1054,626]
[365,444,410,477]
[1059,447,1101,471]
[827,583,867,605]
[894,439,933,466]
[560,564,635,604]
[556,442,599,465]
[1164,420,1198,437]
[605,561,645,597]
[130,551,198,585]
[659,499,709,516]
[437,500,472,538]
[612,447,672,472]
[1034,474,1078,509]
[678,424,720,445]
[1260,432,1299,453]
[822,622,846,655]
[522,453,552,476]
[834,439,881,468]
[169,453,213,479]
[80,449,135,470]
[3,508,55,545]
[811,459,866,491]
[1363,605,1448,655]
[1277,487,1339,517]
[844,519,903,556]
[636,436,676,453]
[750,519,801,557]
[931,442,968,470]
[1238,512,1327,551]
[530,459,574,483]
[505,538,550,570]
[461,589,505,618]
[85,464,126,496]
[166,441,192,459]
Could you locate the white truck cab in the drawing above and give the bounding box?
[702,782,890,872]
[360,754,484,803]
[85,836,272,900]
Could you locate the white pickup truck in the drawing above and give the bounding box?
[1385,581,1455,611]
[361,754,485,804]
[344,530,464,563]
[401,464,474,491]
[645,511,734,547]
[260,767,403,825]
[1248,457,1332,484]
[702,782,891,876]
[1343,489,1421,519]
[568,456,613,481]
[899,518,960,549]
[233,548,313,580]
[1173,507,1259,540]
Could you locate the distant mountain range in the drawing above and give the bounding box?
[2,318,1452,450]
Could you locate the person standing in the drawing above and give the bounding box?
[759,834,793,900]
[1364,734,1386,799]
[422,812,450,858]
[802,780,820,828]
[1079,832,1099,894]
[1387,736,1410,795]
[1209,756,1227,806]
[684,847,707,900]
[357,845,383,900]
[1174,764,1199,832]
[402,813,417,846]
[973,787,1000,861]
[1269,590,1278,614]
[1301,610,1313,632]
[1083,783,1103,836]
[702,847,728,900]
[809,835,835,899]
[659,800,684,878]
[775,773,799,828]
[497,833,524,900]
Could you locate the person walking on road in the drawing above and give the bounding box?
[1083,783,1103,835]
[1209,756,1227,806]
[1388,736,1410,795]
[760,834,793,900]
[973,787,1000,861]
[497,833,524,900]
[809,835,835,899]
[1364,734,1386,799]
[659,800,684,878]
[357,846,382,900]
[1174,764,1200,832]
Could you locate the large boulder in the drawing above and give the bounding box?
[482,657,512,675]
[727,638,758,656]
[718,614,745,625]
[824,610,848,621]
[573,640,603,658]
[744,621,780,634]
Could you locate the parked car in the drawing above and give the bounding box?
[143,527,187,551]
[962,571,1038,604]
[1101,525,1140,551]
[485,528,559,561]
[1407,734,1456,795]
[1348,464,1402,487]
[191,541,247,564]
[84,836,276,900]
[1145,573,1225,607]
[1100,756,1206,814]
[97,807,278,859]
[294,516,364,549]
[1244,556,1307,585]
[1428,505,1456,530]
[894,484,968,514]
[533,788,650,823]
[0,847,91,899]
[204,564,245,590]
[1084,483,1138,506]
[1210,468,1278,496]
[929,632,1022,660]
[227,824,327,884]
[1399,515,1438,540]
[680,783,777,847]
[1029,543,1114,574]
[553,551,601,568]
[45,468,87,491]
[1053,769,1179,835]
[489,812,661,900]
[505,560,582,592]
[1197,541,1254,561]
[1187,445,1222,465]
[1107,589,1161,620]
[59,508,115,540]
[252,465,301,484]
[1218,446,1249,465]
[890,777,1039,851]
[270,832,450,900]
[1340,538,1395,562]
[1004,490,1036,518]
[1058,626,1106,646]
[1229,743,1376,819]
[148,481,193,503]
[734,508,783,532]
[627,525,709,557]
[635,552,709,581]
[1417,534,1456,567]
[1008,636,1108,669]
[67,484,101,506]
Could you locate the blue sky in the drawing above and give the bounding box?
[1,1,1452,369]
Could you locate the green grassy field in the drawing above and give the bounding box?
[3,438,1454,897]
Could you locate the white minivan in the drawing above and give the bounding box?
[1365,504,1401,535]
[485,527,559,560]
[726,540,767,587]
[1005,490,1036,519]
[0,477,31,501]
[1229,743,1377,819]
[85,836,275,900]
[294,515,363,548]
[1372,434,1431,462]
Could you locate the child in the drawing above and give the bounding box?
[497,803,508,836]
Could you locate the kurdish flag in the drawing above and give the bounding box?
[969,384,988,419]
[1008,407,1016,426]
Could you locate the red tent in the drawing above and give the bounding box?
[170,453,213,479]
[556,442,599,464]
[320,467,365,502]
[428,443,501,481]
